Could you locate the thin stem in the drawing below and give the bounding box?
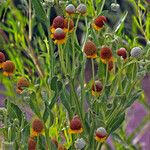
[96,143,102,150]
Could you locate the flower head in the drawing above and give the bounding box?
[130,47,142,58]
[51,28,66,45]
[64,18,74,32]
[28,138,36,150]
[0,52,5,68]
[92,81,103,96]
[77,4,87,15]
[100,46,113,63]
[92,16,107,31]
[69,115,83,134]
[51,16,65,33]
[17,77,30,94]
[84,40,97,58]
[95,127,108,143]
[2,60,15,76]
[117,48,127,60]
[66,4,75,16]
[108,60,113,71]
[32,119,44,137]
[74,138,86,149]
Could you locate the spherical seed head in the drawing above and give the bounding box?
[52,16,64,29]
[100,47,112,60]
[70,115,82,130]
[32,119,44,133]
[92,81,103,92]
[94,16,107,28]
[58,144,67,150]
[117,48,127,59]
[0,52,5,63]
[17,77,29,89]
[77,4,87,14]
[130,47,142,58]
[108,60,113,71]
[28,138,36,150]
[53,28,66,40]
[84,40,97,57]
[96,127,107,138]
[66,4,75,15]
[64,19,74,31]
[2,61,15,73]
[74,138,86,149]
[111,3,120,12]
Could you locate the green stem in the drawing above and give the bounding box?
[96,143,102,150]
[45,127,51,150]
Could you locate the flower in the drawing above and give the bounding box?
[64,18,74,32]
[95,127,108,143]
[100,46,113,63]
[2,60,15,76]
[58,144,67,150]
[111,3,120,12]
[69,115,83,134]
[108,60,113,71]
[84,40,97,58]
[51,28,66,45]
[0,52,5,69]
[74,138,86,149]
[17,77,30,94]
[50,16,65,33]
[31,119,44,137]
[92,16,107,31]
[92,81,103,96]
[130,47,142,58]
[117,48,127,60]
[77,4,87,15]
[66,4,75,16]
[28,138,36,150]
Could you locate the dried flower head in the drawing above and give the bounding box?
[95,127,108,143]
[28,138,36,150]
[64,18,74,32]
[2,60,15,76]
[17,77,30,94]
[32,119,44,137]
[69,115,83,134]
[100,46,113,63]
[130,47,142,58]
[77,4,87,15]
[51,28,66,45]
[74,138,86,149]
[51,16,65,33]
[0,52,5,69]
[117,48,127,60]
[111,3,120,12]
[66,4,75,16]
[92,16,107,31]
[84,40,97,58]
[92,81,103,96]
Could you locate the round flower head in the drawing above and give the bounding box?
[51,28,66,45]
[2,60,15,76]
[111,3,120,12]
[64,18,74,32]
[32,118,44,137]
[66,4,75,16]
[69,115,83,134]
[77,4,87,15]
[108,60,113,71]
[74,138,86,149]
[0,52,5,68]
[95,127,108,143]
[100,46,113,63]
[84,40,97,58]
[28,138,36,150]
[51,16,65,33]
[117,48,127,60]
[58,144,67,150]
[92,16,107,31]
[92,81,103,96]
[17,77,30,94]
[130,47,142,58]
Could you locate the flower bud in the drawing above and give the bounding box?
[77,4,87,15]
[111,3,120,12]
[64,18,74,32]
[74,138,86,149]
[117,48,127,60]
[130,47,142,58]
[92,81,103,96]
[66,4,75,15]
